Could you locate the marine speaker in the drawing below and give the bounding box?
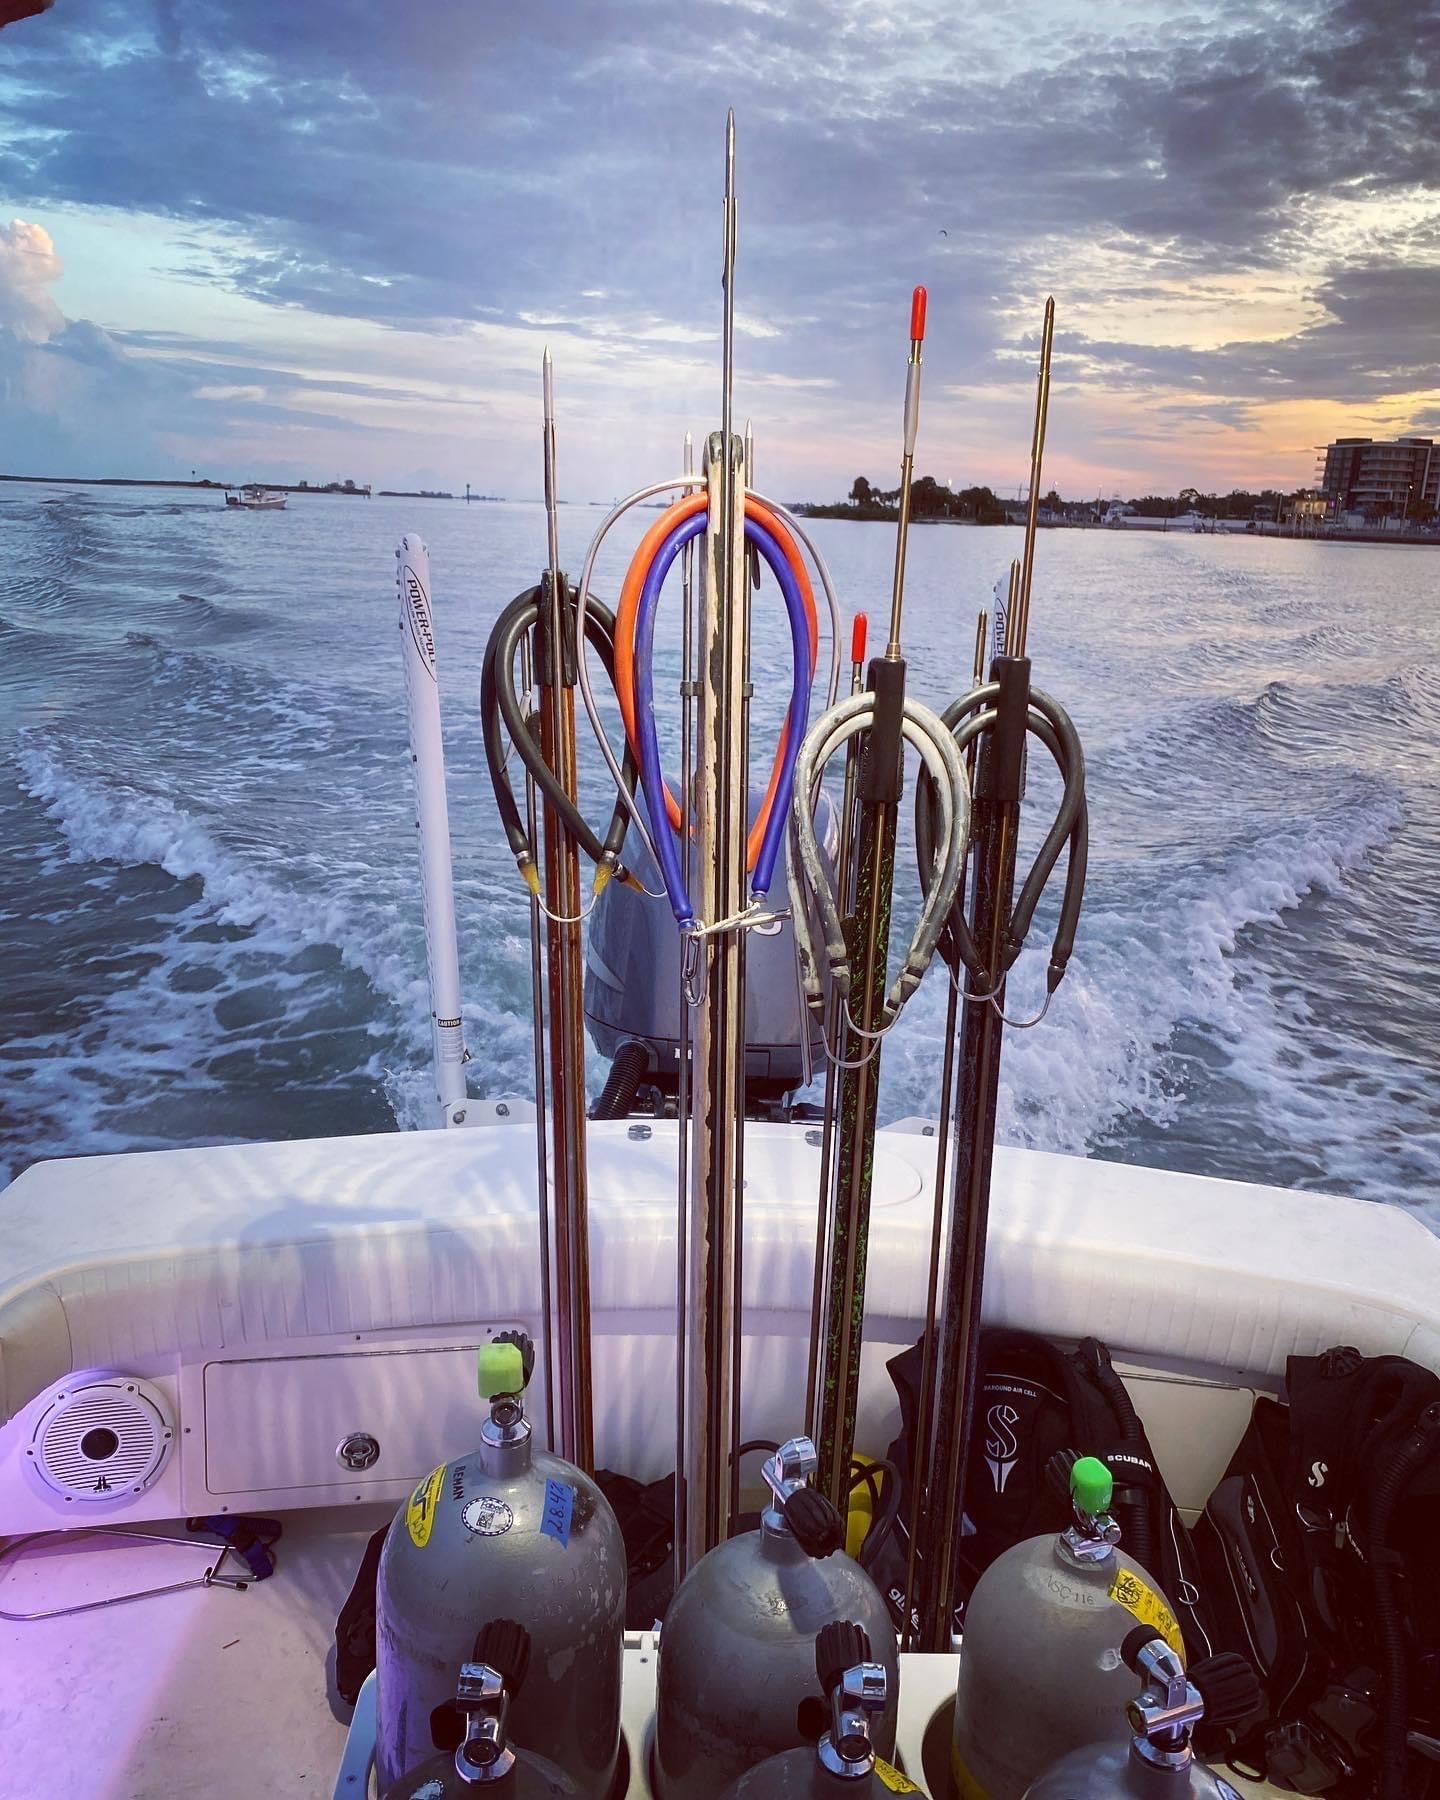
[26,1374,174,1505]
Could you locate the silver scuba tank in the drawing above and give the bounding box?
[717,1622,927,1798]
[380,1620,581,1799]
[951,1455,1184,1800]
[654,1435,901,1800]
[1022,1628,1262,1800]
[375,1333,626,1795]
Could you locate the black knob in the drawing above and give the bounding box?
[473,1618,531,1691]
[1190,1651,1264,1729]
[784,1487,845,1559]
[1121,1625,1163,1674]
[493,1330,535,1388]
[816,1622,871,1695]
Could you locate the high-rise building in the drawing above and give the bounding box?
[1317,437,1439,517]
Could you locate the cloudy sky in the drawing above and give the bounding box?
[1,0,1437,498]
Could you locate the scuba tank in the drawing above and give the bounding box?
[654,1435,901,1800]
[381,1619,581,1799]
[951,1455,1183,1800]
[718,1622,927,1797]
[1022,1628,1261,1799]
[374,1333,626,1794]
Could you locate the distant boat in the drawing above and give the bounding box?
[1105,506,1210,532]
[224,485,287,510]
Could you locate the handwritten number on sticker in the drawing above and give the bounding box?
[541,1478,574,1546]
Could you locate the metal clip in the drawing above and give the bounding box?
[681,928,706,1006]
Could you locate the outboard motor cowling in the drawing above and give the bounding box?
[585,790,837,1108]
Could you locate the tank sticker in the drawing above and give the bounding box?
[1215,1785,1242,1800]
[1107,1566,1184,1656]
[406,1463,446,1549]
[540,1478,575,1547]
[873,1758,923,1793]
[949,1743,994,1799]
[461,1495,515,1538]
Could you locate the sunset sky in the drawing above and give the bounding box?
[1,0,1437,499]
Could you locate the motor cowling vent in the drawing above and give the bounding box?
[27,1375,173,1505]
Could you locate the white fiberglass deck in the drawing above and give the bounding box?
[0,1124,1436,1795]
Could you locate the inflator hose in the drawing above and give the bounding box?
[1078,1337,1154,1573]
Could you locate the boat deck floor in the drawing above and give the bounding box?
[0,1507,1285,1798]
[0,1508,383,1797]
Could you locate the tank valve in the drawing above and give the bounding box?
[440,1619,533,1786]
[1123,1627,1262,1775]
[479,1335,534,1456]
[1060,1454,1123,1564]
[760,1436,845,1556]
[815,1622,887,1781]
[760,1436,818,1526]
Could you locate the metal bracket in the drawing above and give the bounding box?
[0,1528,249,1621]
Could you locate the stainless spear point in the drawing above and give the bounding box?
[542,347,560,578]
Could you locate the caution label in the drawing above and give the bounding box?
[406,1463,446,1549]
[1108,1565,1184,1656]
[873,1758,923,1793]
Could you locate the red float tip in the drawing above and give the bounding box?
[910,286,927,342]
[851,612,868,664]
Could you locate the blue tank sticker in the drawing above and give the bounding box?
[541,1478,575,1547]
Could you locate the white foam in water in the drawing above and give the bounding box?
[1,491,1437,1224]
[17,736,409,992]
[995,790,1405,1157]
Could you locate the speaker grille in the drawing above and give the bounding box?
[29,1377,172,1504]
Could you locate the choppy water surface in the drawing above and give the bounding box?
[1,484,1436,1225]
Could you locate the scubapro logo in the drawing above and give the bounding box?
[1308,1460,1328,1489]
[984,1402,1021,1494]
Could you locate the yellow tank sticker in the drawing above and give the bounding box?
[950,1743,994,1799]
[1107,1566,1184,1656]
[873,1758,923,1794]
[406,1463,446,1549]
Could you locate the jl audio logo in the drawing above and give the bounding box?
[1308,1460,1329,1489]
[984,1402,1021,1494]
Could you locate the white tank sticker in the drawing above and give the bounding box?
[461,1495,514,1538]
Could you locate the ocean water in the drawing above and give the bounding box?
[1,483,1436,1227]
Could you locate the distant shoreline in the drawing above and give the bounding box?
[0,474,371,497]
[802,506,1440,547]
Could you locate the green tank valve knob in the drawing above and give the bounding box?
[1070,1456,1113,1517]
[479,1339,525,1400]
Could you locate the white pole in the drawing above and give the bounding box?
[396,533,470,1128]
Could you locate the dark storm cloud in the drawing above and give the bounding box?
[1,0,1437,432]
